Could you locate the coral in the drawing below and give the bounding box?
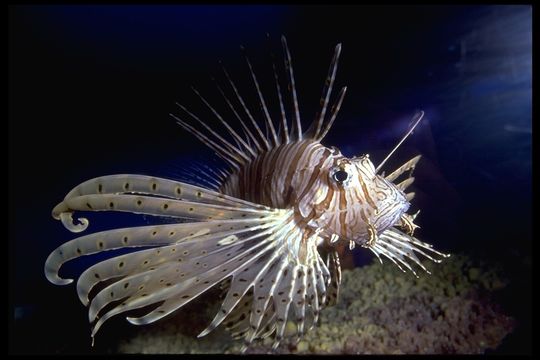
[116,254,515,354]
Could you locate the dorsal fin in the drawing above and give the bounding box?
[317,86,348,141]
[191,86,257,159]
[171,37,346,167]
[281,36,302,141]
[306,43,342,140]
[221,63,271,151]
[267,33,289,144]
[241,46,279,147]
[212,76,263,154]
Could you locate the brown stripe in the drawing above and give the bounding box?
[264,143,286,205]
[339,190,347,238]
[297,148,330,202]
[284,141,312,193]
[357,174,377,209]
[252,153,264,203]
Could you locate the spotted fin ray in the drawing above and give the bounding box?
[46,177,333,348]
[51,174,272,233]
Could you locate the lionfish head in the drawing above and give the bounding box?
[311,151,410,247]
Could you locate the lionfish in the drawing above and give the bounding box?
[45,36,450,351]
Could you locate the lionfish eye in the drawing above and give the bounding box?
[332,170,350,183]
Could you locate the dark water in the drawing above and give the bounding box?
[9,5,531,354]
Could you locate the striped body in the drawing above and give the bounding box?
[221,140,327,208]
[45,36,449,352]
[222,139,410,245]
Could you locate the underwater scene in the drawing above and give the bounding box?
[9,5,531,355]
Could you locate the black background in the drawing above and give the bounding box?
[9,5,531,354]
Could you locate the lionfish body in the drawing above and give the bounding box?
[45,37,449,350]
